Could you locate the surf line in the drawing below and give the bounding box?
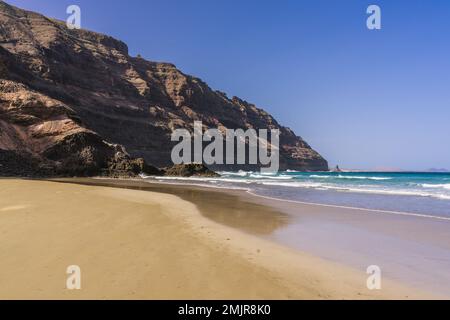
[246,191,450,222]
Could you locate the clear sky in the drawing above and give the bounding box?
[5,0,450,170]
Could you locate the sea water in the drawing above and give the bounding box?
[148,171,450,217]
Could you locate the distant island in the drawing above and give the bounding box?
[427,168,449,173]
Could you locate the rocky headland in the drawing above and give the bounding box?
[0,1,328,177]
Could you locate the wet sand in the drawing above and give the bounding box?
[58,178,450,298]
[0,178,437,299]
[252,193,450,298]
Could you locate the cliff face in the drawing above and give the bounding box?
[0,1,328,175]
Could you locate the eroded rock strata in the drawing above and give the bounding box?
[0,1,328,177]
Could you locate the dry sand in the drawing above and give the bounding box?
[0,179,428,299]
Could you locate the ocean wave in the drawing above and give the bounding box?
[338,187,450,200]
[249,173,293,180]
[261,181,325,188]
[259,181,450,200]
[337,175,392,180]
[154,176,256,185]
[141,172,450,202]
[258,171,279,176]
[218,170,250,177]
[308,174,392,180]
[142,176,251,191]
[421,183,450,190]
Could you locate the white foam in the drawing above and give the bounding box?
[258,180,450,201]
[308,174,392,180]
[261,181,324,188]
[421,183,450,190]
[109,175,450,220]
[217,170,251,177]
[246,191,450,221]
[335,175,392,181]
[309,175,331,179]
[143,178,250,191]
[249,174,293,180]
[142,172,450,203]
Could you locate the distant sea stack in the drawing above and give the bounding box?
[0,2,328,177]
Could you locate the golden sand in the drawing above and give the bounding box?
[0,179,426,299]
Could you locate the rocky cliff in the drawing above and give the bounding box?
[0,1,328,176]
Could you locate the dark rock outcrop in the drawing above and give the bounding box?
[0,1,328,177]
[105,152,163,178]
[0,79,159,177]
[163,164,220,178]
[0,149,47,177]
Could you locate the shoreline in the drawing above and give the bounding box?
[53,177,450,298]
[147,171,450,213]
[246,190,450,221]
[0,178,431,299]
[95,176,450,221]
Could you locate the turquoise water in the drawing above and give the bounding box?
[241,171,450,201]
[143,171,450,296]
[150,171,450,217]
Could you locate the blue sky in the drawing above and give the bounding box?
[6,0,450,170]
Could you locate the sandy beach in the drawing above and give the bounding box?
[0,178,432,299]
